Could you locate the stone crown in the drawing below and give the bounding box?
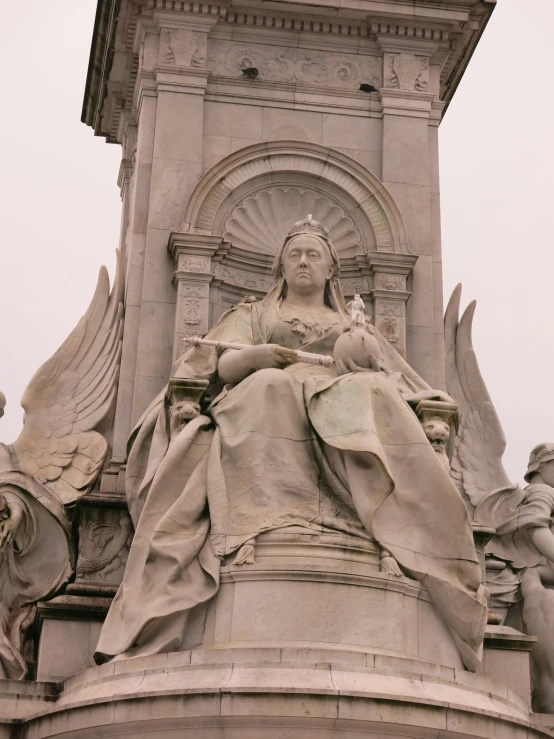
[287,214,329,240]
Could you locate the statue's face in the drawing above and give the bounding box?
[281,235,333,296]
[538,459,554,487]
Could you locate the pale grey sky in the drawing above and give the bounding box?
[1,0,553,484]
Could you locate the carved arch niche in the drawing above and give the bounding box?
[169,142,417,358]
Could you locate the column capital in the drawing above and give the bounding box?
[379,88,435,118]
[367,252,418,276]
[367,251,418,358]
[169,233,223,266]
[168,233,222,359]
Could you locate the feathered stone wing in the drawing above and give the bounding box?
[11,252,124,504]
[444,284,512,515]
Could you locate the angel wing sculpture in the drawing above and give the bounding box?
[444,283,513,517]
[9,252,124,503]
[444,285,554,711]
[0,253,124,678]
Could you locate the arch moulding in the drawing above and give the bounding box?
[179,141,410,255]
[170,141,417,360]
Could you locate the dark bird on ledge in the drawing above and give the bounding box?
[359,83,378,93]
[242,68,259,79]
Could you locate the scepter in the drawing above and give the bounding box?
[183,336,334,367]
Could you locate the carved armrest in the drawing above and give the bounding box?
[167,378,209,437]
[415,400,458,467]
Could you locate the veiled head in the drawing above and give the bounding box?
[263,215,348,315]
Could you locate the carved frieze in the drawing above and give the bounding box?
[379,301,402,317]
[384,53,429,92]
[223,186,362,256]
[374,274,406,291]
[339,277,371,296]
[212,264,273,292]
[181,296,203,338]
[178,255,212,273]
[75,508,133,588]
[207,41,381,91]
[159,28,207,68]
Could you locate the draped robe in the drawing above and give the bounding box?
[95,300,486,670]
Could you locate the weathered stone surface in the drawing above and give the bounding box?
[7,1,549,737]
[0,647,549,738]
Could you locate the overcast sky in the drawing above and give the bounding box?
[1,0,553,484]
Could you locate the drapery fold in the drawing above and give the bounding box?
[95,302,486,670]
[0,470,72,678]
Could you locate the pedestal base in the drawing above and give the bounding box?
[202,528,464,669]
[0,647,551,738]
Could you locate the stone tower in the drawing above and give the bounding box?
[82,0,496,488]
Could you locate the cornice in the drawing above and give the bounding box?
[82,0,496,139]
[81,0,119,130]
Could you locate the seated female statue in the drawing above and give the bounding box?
[95,216,486,670]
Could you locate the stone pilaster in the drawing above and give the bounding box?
[368,252,417,357]
[169,234,221,362]
[130,13,219,424]
[107,54,159,467]
[377,35,443,388]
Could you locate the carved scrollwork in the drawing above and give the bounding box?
[384,53,429,92]
[374,274,406,291]
[160,28,207,68]
[182,297,203,338]
[339,277,371,297]
[376,316,400,346]
[208,41,381,91]
[178,255,211,273]
[212,264,273,292]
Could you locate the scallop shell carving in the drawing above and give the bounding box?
[223,187,362,255]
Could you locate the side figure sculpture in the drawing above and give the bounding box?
[444,285,554,710]
[96,216,487,670]
[475,444,554,711]
[0,255,123,678]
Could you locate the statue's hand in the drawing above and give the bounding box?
[239,344,297,372]
[218,344,297,385]
[334,328,381,375]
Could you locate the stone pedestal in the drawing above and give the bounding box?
[203,528,463,668]
[20,529,548,738]
[36,596,111,682]
[478,625,537,707]
[1,647,551,738]
[12,0,548,736]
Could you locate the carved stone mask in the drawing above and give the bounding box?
[422,417,450,449]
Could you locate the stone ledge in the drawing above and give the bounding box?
[485,625,537,651]
[1,647,552,738]
[36,596,112,621]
